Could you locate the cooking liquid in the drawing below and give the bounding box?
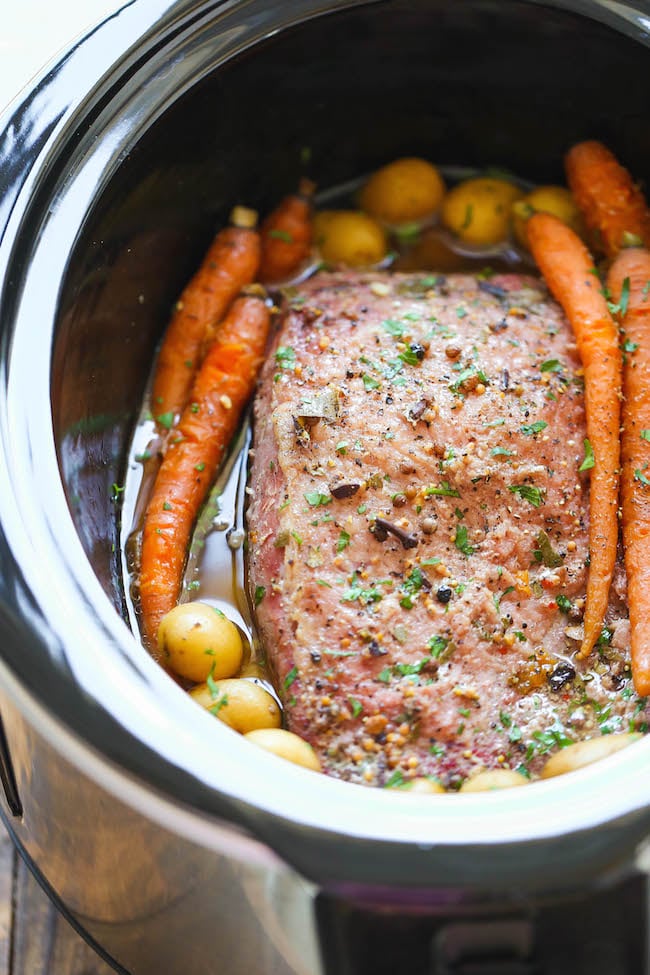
[121,167,534,692]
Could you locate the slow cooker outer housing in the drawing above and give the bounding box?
[2,0,650,972]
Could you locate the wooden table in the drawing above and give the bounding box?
[0,824,115,975]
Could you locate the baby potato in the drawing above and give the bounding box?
[314,210,387,267]
[540,733,640,780]
[244,728,321,772]
[190,678,281,734]
[512,185,584,249]
[359,157,446,225]
[157,602,244,683]
[441,176,523,246]
[396,777,445,794]
[460,769,529,793]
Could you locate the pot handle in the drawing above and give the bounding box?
[314,871,648,974]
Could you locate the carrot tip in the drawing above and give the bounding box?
[231,205,259,229]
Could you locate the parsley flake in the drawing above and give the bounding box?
[454,525,474,556]
[579,438,595,472]
[362,373,381,391]
[521,420,548,436]
[508,484,544,507]
[304,491,331,507]
[540,359,562,373]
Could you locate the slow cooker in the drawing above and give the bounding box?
[2,1,650,972]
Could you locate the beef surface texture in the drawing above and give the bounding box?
[247,271,645,787]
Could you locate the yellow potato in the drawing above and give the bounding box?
[512,185,584,249]
[190,678,281,734]
[244,728,321,772]
[396,777,445,794]
[157,602,244,683]
[314,210,387,267]
[540,733,640,779]
[460,769,529,792]
[441,177,523,246]
[359,157,446,225]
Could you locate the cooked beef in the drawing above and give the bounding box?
[247,270,645,787]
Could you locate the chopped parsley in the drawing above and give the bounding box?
[254,585,266,606]
[336,530,351,553]
[206,672,221,699]
[304,491,331,507]
[579,438,595,472]
[348,697,363,718]
[284,666,298,690]
[635,468,650,487]
[527,726,573,757]
[362,373,381,391]
[540,359,562,373]
[534,530,563,568]
[428,635,450,659]
[508,484,544,507]
[521,420,547,436]
[424,481,460,498]
[449,367,488,394]
[209,693,229,716]
[454,525,474,556]
[384,770,406,788]
[399,567,427,609]
[156,411,175,430]
[381,318,407,338]
[393,658,430,677]
[461,204,474,230]
[556,594,572,614]
[268,229,294,243]
[494,586,515,611]
[341,574,385,605]
[275,345,297,370]
[398,346,422,366]
[607,276,630,318]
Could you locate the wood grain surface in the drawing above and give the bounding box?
[0,824,115,975]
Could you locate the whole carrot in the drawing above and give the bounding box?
[151,207,260,427]
[565,141,650,259]
[258,179,314,283]
[608,248,650,694]
[140,294,271,651]
[527,212,622,659]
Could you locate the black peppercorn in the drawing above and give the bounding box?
[548,662,576,692]
[436,585,453,604]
